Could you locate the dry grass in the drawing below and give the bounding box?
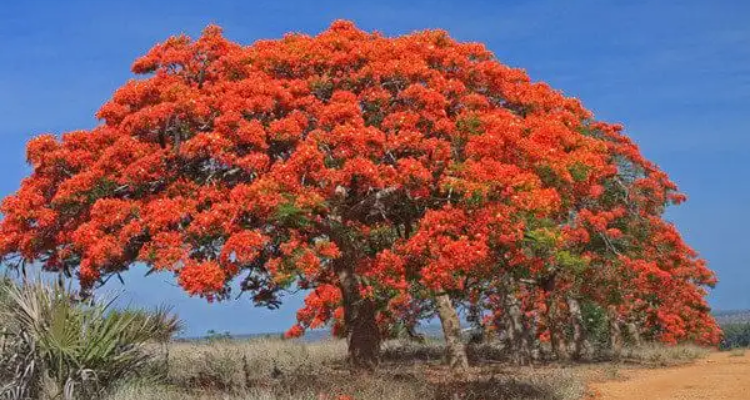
[105,338,586,400]
[381,339,510,364]
[729,348,746,358]
[617,343,710,367]
[101,338,712,400]
[166,338,347,392]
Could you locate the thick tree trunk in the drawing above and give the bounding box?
[566,296,592,361]
[435,293,469,372]
[346,297,380,370]
[504,285,532,365]
[608,307,622,357]
[626,321,642,347]
[338,266,380,371]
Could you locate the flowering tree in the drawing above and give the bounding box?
[0,21,719,371]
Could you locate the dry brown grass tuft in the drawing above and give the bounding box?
[729,348,746,357]
[165,337,346,391]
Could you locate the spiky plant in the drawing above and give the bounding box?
[0,279,182,400]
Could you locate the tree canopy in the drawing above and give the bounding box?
[0,21,720,368]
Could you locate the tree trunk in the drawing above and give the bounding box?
[608,307,622,357]
[406,325,426,343]
[566,296,592,361]
[466,302,486,345]
[338,266,380,371]
[435,293,469,371]
[626,321,642,347]
[550,324,570,362]
[505,285,532,365]
[528,311,541,361]
[547,298,570,362]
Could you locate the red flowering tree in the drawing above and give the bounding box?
[0,21,719,371]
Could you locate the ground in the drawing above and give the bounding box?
[591,351,750,400]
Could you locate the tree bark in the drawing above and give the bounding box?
[547,298,570,362]
[550,324,570,362]
[435,293,469,372]
[505,285,532,365]
[566,296,592,361]
[608,306,622,357]
[466,302,486,345]
[406,325,426,343]
[626,321,642,347]
[338,265,380,371]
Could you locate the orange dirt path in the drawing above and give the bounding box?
[592,351,750,400]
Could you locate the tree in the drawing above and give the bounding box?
[0,21,720,371]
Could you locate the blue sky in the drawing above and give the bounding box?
[1,0,748,337]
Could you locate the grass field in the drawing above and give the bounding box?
[102,338,709,400]
[107,338,583,400]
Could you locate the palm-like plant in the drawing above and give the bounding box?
[0,279,182,400]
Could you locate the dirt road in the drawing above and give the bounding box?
[592,351,750,400]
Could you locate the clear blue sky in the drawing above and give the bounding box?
[1,0,748,337]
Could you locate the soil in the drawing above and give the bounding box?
[591,351,750,400]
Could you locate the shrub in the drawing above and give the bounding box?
[580,301,610,352]
[0,279,181,400]
[719,322,750,350]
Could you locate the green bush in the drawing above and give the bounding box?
[0,279,181,400]
[720,322,750,350]
[580,301,610,352]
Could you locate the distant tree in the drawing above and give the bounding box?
[720,323,750,350]
[206,329,233,342]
